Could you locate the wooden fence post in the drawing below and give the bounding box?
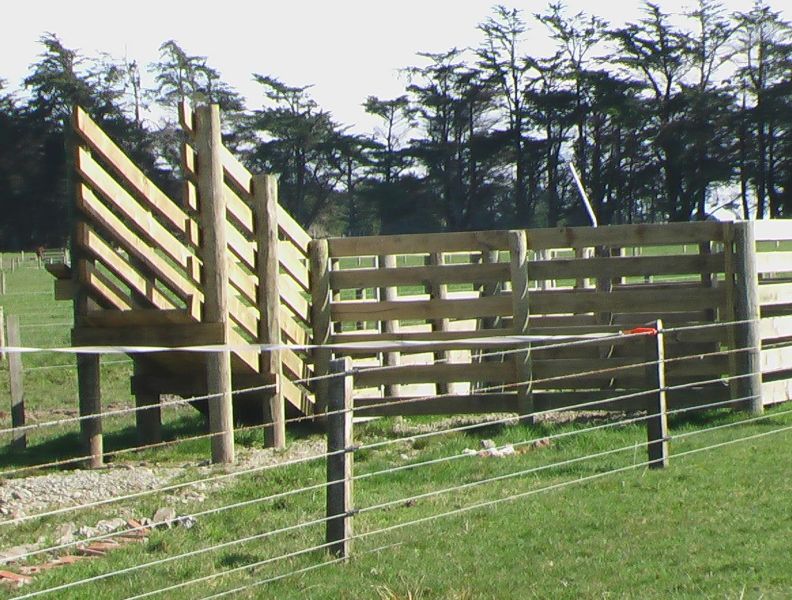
[310,238,332,414]
[133,359,162,446]
[0,271,6,295]
[6,316,25,451]
[645,320,668,468]
[733,221,763,415]
[378,254,401,398]
[0,307,5,364]
[428,252,450,396]
[68,108,103,469]
[196,104,235,464]
[509,230,533,424]
[326,357,354,559]
[253,173,285,449]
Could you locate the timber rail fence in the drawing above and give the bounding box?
[8,100,790,469]
[0,326,789,597]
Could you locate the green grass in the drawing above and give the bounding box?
[2,249,792,598]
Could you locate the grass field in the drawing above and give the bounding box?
[1,251,792,598]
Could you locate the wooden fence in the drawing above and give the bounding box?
[312,222,774,416]
[38,101,792,466]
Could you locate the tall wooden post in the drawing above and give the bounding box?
[378,254,401,398]
[196,104,235,464]
[0,306,5,364]
[310,238,332,414]
[645,320,669,468]
[69,108,103,468]
[0,271,5,295]
[733,221,763,415]
[254,174,285,449]
[133,359,162,446]
[326,357,354,559]
[6,316,26,451]
[509,230,533,424]
[428,252,450,396]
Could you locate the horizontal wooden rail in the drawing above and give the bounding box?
[331,262,510,290]
[74,107,191,236]
[331,295,512,322]
[328,230,511,257]
[77,148,195,271]
[76,184,204,314]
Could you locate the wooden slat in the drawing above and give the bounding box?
[228,328,259,373]
[279,240,310,291]
[77,224,178,311]
[77,148,193,270]
[754,220,792,242]
[528,253,725,281]
[756,252,792,274]
[525,221,726,250]
[78,260,136,311]
[72,322,224,347]
[759,282,792,307]
[226,219,256,270]
[281,308,309,346]
[760,316,792,341]
[228,296,259,340]
[762,379,792,406]
[228,260,258,305]
[331,295,512,322]
[280,276,310,322]
[77,184,203,307]
[330,262,510,290]
[327,230,511,257]
[221,145,253,190]
[530,287,726,314]
[74,107,189,234]
[83,309,190,327]
[355,394,518,416]
[282,347,309,380]
[278,207,312,253]
[356,362,513,387]
[761,346,792,373]
[281,376,306,412]
[225,184,255,236]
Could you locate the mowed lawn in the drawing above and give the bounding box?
[1,251,792,598]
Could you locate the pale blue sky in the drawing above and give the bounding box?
[2,1,784,132]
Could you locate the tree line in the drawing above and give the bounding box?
[0,0,790,249]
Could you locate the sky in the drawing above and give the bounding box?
[1,0,785,133]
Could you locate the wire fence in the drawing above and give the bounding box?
[0,317,789,597]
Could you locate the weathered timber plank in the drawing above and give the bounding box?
[762,379,792,406]
[529,286,726,314]
[76,148,192,270]
[330,262,510,290]
[281,308,309,346]
[228,260,257,305]
[280,276,310,323]
[279,240,310,291]
[760,346,792,373]
[759,282,792,307]
[756,252,792,274]
[82,309,191,327]
[528,253,725,280]
[331,295,512,322]
[525,221,726,250]
[77,224,177,311]
[224,184,255,236]
[79,260,136,311]
[226,219,256,270]
[77,184,203,306]
[278,208,312,254]
[74,107,189,234]
[760,316,792,341]
[327,230,510,257]
[72,322,225,347]
[754,220,792,242]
